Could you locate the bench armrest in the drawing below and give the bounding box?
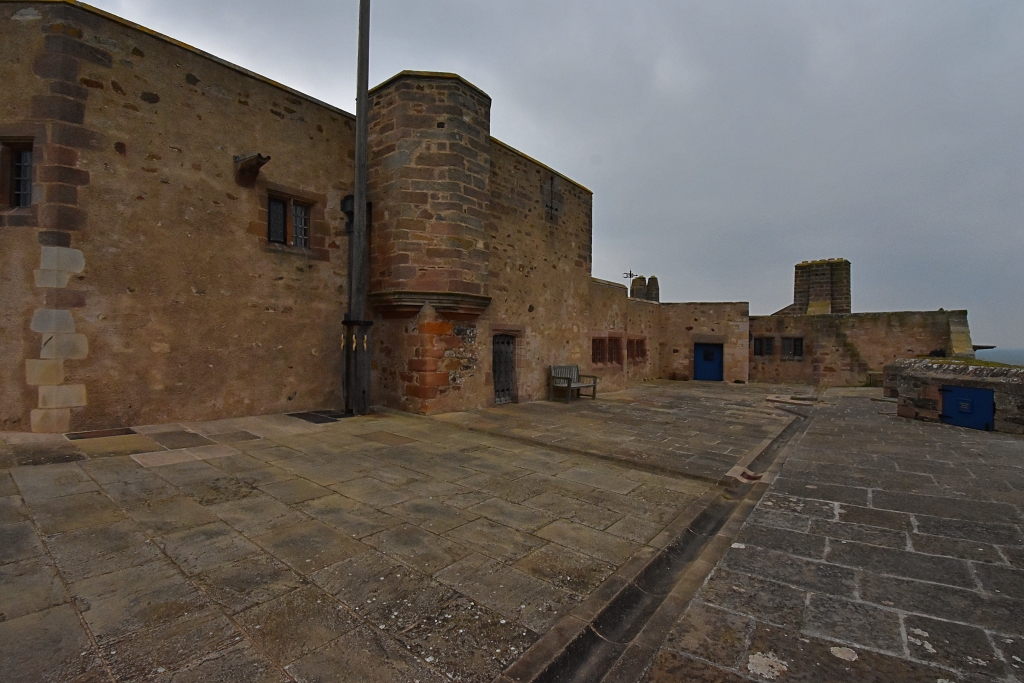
[578,375,598,382]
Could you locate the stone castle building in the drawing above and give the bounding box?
[0,1,974,433]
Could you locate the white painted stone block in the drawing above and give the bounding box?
[40,246,85,273]
[38,384,87,409]
[40,333,89,359]
[31,309,76,334]
[34,270,72,288]
[31,409,71,433]
[25,359,64,386]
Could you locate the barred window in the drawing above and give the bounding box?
[753,337,774,357]
[292,203,310,248]
[2,140,33,208]
[609,338,623,365]
[267,194,313,248]
[592,338,607,364]
[782,337,804,358]
[12,148,32,207]
[268,197,287,243]
[627,339,647,361]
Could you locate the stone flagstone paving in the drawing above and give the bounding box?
[3,383,1021,682]
[0,388,772,683]
[642,389,1024,683]
[434,381,804,481]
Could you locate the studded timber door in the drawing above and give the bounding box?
[493,334,515,405]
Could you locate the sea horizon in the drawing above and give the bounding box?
[975,347,1024,366]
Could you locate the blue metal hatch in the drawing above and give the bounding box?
[940,385,995,431]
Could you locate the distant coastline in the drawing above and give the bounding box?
[975,348,1024,366]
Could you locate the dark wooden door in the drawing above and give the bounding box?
[493,335,515,405]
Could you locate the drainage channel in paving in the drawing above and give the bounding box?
[497,410,811,683]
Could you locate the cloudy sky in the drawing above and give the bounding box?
[92,0,1024,347]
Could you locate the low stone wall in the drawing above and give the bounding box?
[883,359,1024,434]
[751,310,970,387]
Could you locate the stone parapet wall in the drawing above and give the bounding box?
[750,310,967,386]
[884,358,1024,434]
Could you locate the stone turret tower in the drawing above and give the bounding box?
[367,71,492,318]
[365,72,494,412]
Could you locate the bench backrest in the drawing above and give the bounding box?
[550,365,580,382]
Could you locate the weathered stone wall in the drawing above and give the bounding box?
[658,303,750,383]
[1,2,355,431]
[750,311,968,386]
[884,358,1024,434]
[583,280,630,391]
[625,297,661,382]
[0,5,50,430]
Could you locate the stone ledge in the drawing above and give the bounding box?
[370,290,491,320]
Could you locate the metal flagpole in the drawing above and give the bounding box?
[344,0,372,415]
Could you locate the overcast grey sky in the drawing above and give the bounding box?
[93,0,1024,347]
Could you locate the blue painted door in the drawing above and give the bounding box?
[941,385,995,431]
[693,343,724,381]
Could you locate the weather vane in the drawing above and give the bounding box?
[623,270,639,280]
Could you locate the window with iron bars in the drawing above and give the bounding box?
[753,337,774,357]
[268,195,311,248]
[608,338,623,365]
[591,338,607,364]
[2,141,33,208]
[782,337,804,358]
[627,339,647,361]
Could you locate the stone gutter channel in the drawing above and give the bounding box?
[494,410,813,683]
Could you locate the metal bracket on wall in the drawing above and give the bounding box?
[233,152,270,187]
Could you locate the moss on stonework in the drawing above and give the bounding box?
[915,356,1019,368]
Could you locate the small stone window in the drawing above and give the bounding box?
[608,338,623,365]
[592,338,607,364]
[753,337,774,357]
[268,194,312,248]
[782,337,804,358]
[627,339,647,361]
[1,139,33,208]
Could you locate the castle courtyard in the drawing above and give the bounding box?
[1,381,1021,683]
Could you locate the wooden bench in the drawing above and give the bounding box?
[549,365,598,403]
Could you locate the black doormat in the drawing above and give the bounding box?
[288,411,339,424]
[65,427,137,440]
